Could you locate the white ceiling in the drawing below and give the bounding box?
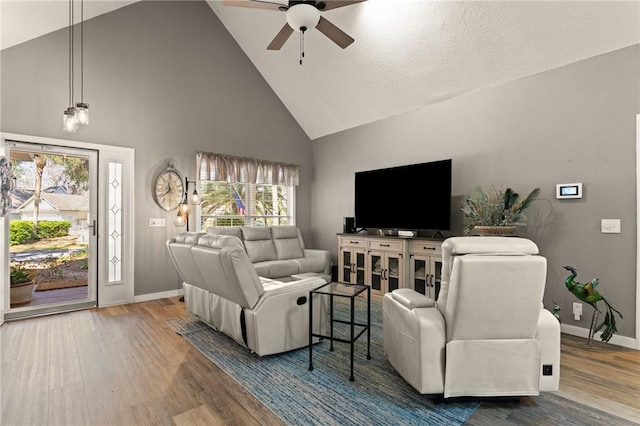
[0,0,137,50]
[2,1,639,140]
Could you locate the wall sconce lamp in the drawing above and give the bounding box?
[173,177,200,231]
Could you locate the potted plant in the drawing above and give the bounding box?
[462,185,540,235]
[10,264,36,306]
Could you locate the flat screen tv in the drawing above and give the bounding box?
[354,159,452,231]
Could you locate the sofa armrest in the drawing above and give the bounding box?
[391,288,436,309]
[303,248,332,276]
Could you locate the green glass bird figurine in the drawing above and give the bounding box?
[551,301,561,323]
[563,265,622,343]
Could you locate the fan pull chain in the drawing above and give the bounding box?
[299,27,307,65]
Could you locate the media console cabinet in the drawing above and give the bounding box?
[337,234,444,299]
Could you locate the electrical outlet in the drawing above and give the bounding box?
[573,302,582,320]
[601,219,621,233]
[148,218,166,227]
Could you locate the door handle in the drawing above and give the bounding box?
[87,219,97,236]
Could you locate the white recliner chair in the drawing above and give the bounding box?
[167,232,328,356]
[383,236,560,398]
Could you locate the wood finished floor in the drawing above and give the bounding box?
[1,296,638,426]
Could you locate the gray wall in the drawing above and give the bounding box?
[1,1,314,296]
[311,45,639,338]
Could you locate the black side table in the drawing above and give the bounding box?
[308,282,371,382]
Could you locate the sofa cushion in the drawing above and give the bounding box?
[271,226,305,260]
[242,226,278,263]
[290,257,326,275]
[206,226,243,242]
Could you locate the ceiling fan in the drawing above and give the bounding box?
[223,0,365,59]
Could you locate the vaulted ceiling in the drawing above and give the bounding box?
[2,1,639,140]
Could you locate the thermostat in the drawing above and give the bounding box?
[556,183,582,199]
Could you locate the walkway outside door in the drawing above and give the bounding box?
[5,142,98,319]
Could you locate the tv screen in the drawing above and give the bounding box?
[354,159,452,231]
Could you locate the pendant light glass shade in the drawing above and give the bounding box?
[63,108,78,133]
[179,201,190,215]
[190,189,200,205]
[74,102,89,125]
[174,211,186,227]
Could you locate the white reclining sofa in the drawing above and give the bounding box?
[383,236,560,398]
[166,232,328,356]
[206,225,331,280]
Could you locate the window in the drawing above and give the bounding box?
[196,153,299,229]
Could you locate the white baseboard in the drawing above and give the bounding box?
[134,289,184,303]
[561,323,638,350]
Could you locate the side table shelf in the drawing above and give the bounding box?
[308,282,371,382]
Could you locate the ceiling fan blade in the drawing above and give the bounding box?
[319,0,366,11]
[267,24,294,50]
[316,16,354,49]
[222,0,285,11]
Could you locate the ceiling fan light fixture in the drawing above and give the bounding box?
[286,4,320,32]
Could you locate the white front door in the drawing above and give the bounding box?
[0,133,134,322]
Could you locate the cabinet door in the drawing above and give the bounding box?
[339,247,366,284]
[410,254,442,299]
[385,252,403,293]
[339,247,352,283]
[368,250,385,295]
[410,254,429,296]
[368,250,403,295]
[353,248,367,285]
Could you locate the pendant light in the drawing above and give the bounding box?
[63,0,78,133]
[74,0,89,125]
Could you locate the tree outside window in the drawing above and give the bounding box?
[199,181,293,229]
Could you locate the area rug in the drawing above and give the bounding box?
[166,297,479,425]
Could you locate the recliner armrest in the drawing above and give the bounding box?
[391,288,435,309]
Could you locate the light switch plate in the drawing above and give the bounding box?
[601,219,621,233]
[149,218,166,227]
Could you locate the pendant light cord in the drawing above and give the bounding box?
[299,27,306,65]
[68,0,73,107]
[80,0,84,102]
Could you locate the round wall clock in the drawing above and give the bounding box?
[154,164,184,211]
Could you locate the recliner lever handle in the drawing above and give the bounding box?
[296,296,307,305]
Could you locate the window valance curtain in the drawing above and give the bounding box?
[196,152,300,186]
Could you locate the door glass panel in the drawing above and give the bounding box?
[370,274,381,291]
[355,252,365,269]
[342,250,352,283]
[388,277,399,292]
[107,162,123,283]
[371,255,382,274]
[388,257,399,277]
[7,144,96,316]
[414,259,426,278]
[370,254,382,291]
